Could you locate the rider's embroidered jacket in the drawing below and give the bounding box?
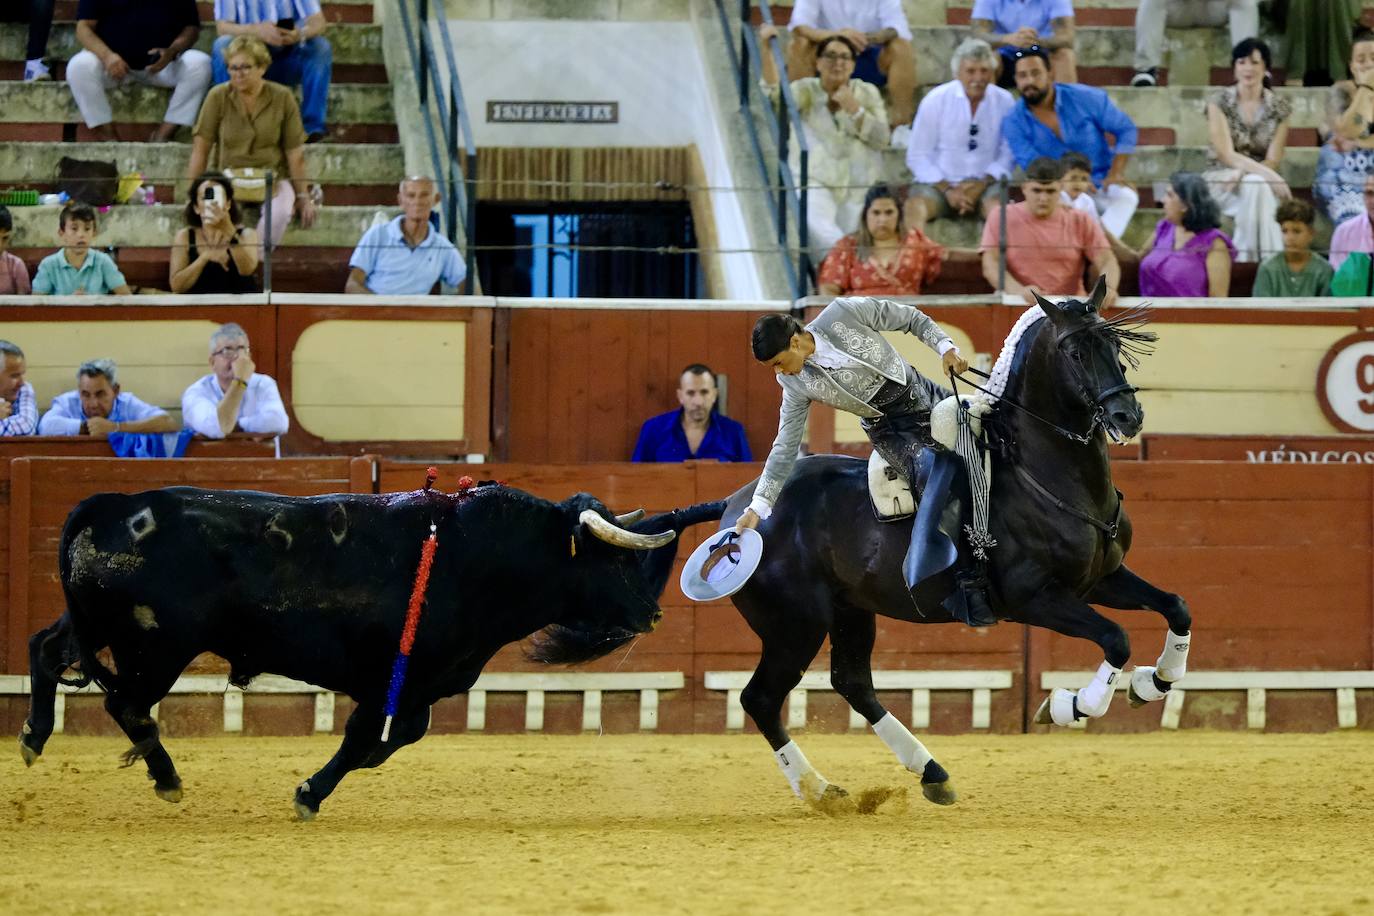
[749,297,955,518]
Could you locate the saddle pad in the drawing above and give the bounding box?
[868,451,915,521]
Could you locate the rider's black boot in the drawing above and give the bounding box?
[945,562,998,627]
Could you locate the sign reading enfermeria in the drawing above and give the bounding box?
[486,101,619,124]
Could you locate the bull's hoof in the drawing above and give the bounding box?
[294,780,321,822]
[154,784,183,803]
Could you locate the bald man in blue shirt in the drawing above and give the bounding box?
[632,363,752,463]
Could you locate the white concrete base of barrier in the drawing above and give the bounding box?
[1040,670,1374,729]
[704,670,1013,731]
[0,671,685,734]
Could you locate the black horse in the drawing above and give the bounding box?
[718,280,1192,807]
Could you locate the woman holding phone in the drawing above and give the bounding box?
[169,171,261,293]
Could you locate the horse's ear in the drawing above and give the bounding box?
[1086,275,1108,313]
[1032,289,1066,323]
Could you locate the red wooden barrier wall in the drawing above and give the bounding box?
[1,458,1369,734]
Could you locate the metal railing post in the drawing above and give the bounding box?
[797,150,809,296]
[997,177,1008,295]
[737,0,750,107]
[418,0,429,106]
[263,170,274,293]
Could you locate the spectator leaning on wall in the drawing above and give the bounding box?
[38,358,178,436]
[0,340,37,437]
[181,322,289,439]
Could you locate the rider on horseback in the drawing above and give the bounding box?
[737,298,998,627]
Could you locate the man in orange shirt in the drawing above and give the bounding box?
[980,156,1119,305]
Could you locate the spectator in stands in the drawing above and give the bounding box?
[1278,0,1365,86]
[980,156,1119,306]
[0,340,37,437]
[1204,38,1291,262]
[970,0,1077,86]
[38,358,177,436]
[188,35,317,250]
[67,0,211,142]
[1132,0,1260,87]
[1253,199,1333,296]
[32,203,132,296]
[632,364,752,463]
[182,322,289,439]
[1329,172,1374,270]
[0,207,32,295]
[903,38,1014,234]
[0,0,56,81]
[783,0,916,130]
[212,0,332,143]
[170,172,261,294]
[1315,32,1374,226]
[758,24,890,258]
[1003,46,1139,238]
[818,184,944,297]
[1136,172,1235,297]
[345,177,467,295]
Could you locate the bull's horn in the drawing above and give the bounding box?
[578,509,675,550]
[615,509,646,525]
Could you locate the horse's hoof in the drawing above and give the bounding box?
[1034,688,1078,726]
[921,780,957,806]
[18,736,39,768]
[154,785,183,803]
[294,780,321,822]
[1128,666,1169,707]
[1033,695,1053,725]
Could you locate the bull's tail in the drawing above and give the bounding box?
[54,496,120,694]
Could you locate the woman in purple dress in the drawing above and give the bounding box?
[1138,172,1236,297]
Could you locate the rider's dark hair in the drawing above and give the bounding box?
[1170,171,1221,233]
[752,313,805,362]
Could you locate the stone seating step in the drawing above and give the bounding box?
[6,202,405,249]
[0,141,407,193]
[0,22,384,67]
[0,80,393,125]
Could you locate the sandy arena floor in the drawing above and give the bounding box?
[3,731,1372,915]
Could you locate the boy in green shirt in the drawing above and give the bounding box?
[1253,199,1332,298]
[32,202,132,296]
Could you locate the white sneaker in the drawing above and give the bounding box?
[889,124,911,149]
[23,60,51,82]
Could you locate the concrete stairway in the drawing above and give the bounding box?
[0,0,401,293]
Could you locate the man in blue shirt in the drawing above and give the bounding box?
[38,358,177,436]
[1002,47,1139,238]
[345,177,467,295]
[632,364,753,463]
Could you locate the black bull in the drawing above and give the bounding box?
[716,285,1193,806]
[19,482,723,818]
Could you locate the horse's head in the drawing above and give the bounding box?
[1032,277,1156,441]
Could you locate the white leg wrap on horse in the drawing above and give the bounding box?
[774,740,827,800]
[1075,661,1123,718]
[1046,688,1078,726]
[871,713,934,773]
[1156,630,1191,682]
[1130,666,1169,702]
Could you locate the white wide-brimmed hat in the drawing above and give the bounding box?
[679,528,763,602]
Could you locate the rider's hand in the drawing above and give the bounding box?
[942,348,969,377]
[735,508,761,532]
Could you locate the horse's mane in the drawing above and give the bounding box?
[1096,305,1158,370]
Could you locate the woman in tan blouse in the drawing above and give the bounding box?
[186,35,317,249]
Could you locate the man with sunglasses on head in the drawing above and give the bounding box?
[1003,45,1139,239]
[903,38,1014,234]
[181,322,289,438]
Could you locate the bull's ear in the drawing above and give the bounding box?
[1086,275,1108,313]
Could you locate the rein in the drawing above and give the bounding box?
[948,366,1098,445]
[1013,463,1124,539]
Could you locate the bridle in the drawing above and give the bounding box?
[949,319,1137,445]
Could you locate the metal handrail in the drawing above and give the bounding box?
[393,0,479,290]
[713,0,812,299]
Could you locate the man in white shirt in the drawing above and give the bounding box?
[904,38,1015,233]
[39,358,177,436]
[785,0,916,129]
[181,322,289,438]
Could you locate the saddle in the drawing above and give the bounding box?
[867,396,986,522]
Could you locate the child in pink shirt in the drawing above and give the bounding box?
[0,206,32,295]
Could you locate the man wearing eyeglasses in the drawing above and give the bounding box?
[181,322,289,438]
[904,38,1014,234]
[783,0,916,129]
[1002,46,1139,238]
